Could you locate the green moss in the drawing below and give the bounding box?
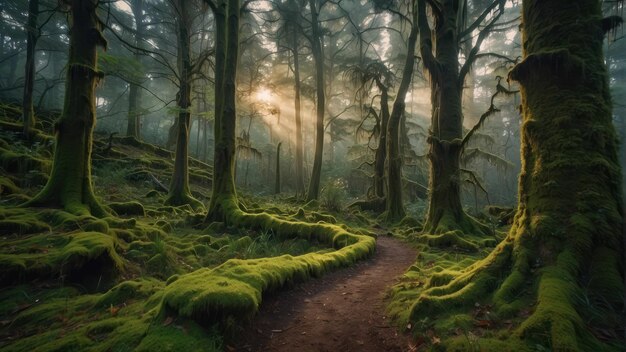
[419,231,480,252]
[96,278,163,307]
[156,219,173,233]
[0,176,20,194]
[0,218,51,235]
[104,216,137,229]
[83,219,110,233]
[0,231,123,283]
[162,197,376,325]
[399,216,422,229]
[444,335,532,352]
[135,320,222,352]
[310,211,337,224]
[145,189,162,198]
[108,201,146,216]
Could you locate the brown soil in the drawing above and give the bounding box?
[232,235,417,352]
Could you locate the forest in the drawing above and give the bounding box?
[0,0,624,350]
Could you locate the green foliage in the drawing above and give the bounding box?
[99,53,145,85]
[320,178,348,213]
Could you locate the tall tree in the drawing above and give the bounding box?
[385,0,419,221]
[305,0,326,201]
[271,0,307,196]
[26,0,107,216]
[21,0,39,136]
[410,1,624,349]
[346,61,393,200]
[126,0,145,140]
[165,0,203,209]
[418,0,506,233]
[206,0,240,221]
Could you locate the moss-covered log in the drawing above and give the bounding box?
[163,196,375,324]
[25,0,107,217]
[406,1,624,349]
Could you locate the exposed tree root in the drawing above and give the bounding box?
[348,197,386,212]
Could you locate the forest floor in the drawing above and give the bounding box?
[233,236,417,352]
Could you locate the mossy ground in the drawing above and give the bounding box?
[0,107,381,351]
[388,218,625,351]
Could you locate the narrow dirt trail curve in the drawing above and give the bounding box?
[234,236,417,352]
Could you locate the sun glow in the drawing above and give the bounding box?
[255,87,273,103]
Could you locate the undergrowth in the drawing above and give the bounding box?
[0,107,379,351]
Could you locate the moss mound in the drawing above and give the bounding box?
[0,231,123,283]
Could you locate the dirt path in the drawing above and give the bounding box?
[233,235,417,352]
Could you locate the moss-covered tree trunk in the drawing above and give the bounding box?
[385,2,418,221]
[126,0,144,140]
[373,80,389,198]
[506,2,623,345]
[206,0,239,221]
[411,1,624,349]
[25,0,107,217]
[419,0,465,234]
[22,0,38,137]
[418,0,494,234]
[305,0,325,202]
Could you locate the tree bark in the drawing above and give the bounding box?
[385,1,418,221]
[25,0,107,217]
[206,0,239,221]
[275,142,282,194]
[22,0,39,136]
[292,39,305,197]
[305,0,325,202]
[419,0,487,234]
[165,0,201,209]
[373,80,389,198]
[126,0,144,140]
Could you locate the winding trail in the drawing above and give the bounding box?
[233,235,417,352]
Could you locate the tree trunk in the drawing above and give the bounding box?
[206,0,239,221]
[126,0,144,140]
[165,0,200,209]
[419,0,485,234]
[306,0,325,202]
[385,2,418,221]
[275,142,282,194]
[373,80,389,198]
[292,40,305,197]
[25,0,107,217]
[22,0,39,136]
[411,1,624,349]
